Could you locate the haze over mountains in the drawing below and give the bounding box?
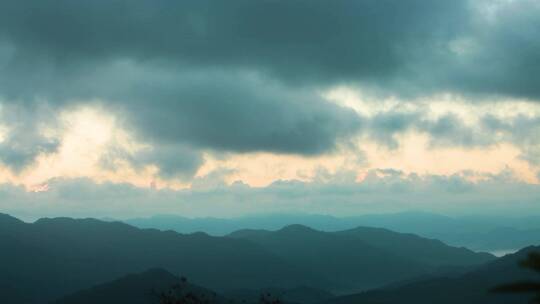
[124,212,540,254]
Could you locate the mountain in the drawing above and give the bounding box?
[53,268,225,304]
[228,224,495,292]
[324,246,540,304]
[124,214,347,236]
[55,268,332,304]
[434,227,540,253]
[125,212,464,236]
[336,226,494,267]
[124,212,540,252]
[0,214,320,304]
[0,213,499,303]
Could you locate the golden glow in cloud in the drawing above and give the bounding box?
[0,89,539,191]
[0,105,185,191]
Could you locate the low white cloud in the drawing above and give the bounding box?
[1,169,538,221]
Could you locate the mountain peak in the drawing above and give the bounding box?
[0,213,24,226]
[278,224,318,233]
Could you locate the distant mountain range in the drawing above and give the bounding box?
[0,212,498,303]
[124,212,540,252]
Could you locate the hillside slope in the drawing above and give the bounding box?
[52,268,226,304]
[228,224,494,292]
[324,246,539,304]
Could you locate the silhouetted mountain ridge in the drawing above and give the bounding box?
[0,214,498,303]
[337,226,493,267]
[51,246,540,304]
[53,268,226,304]
[124,212,540,252]
[0,215,320,304]
[324,246,540,304]
[228,224,495,292]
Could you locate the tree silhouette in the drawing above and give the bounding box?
[492,251,540,303]
[258,292,281,304]
[159,276,215,304]
[159,276,282,304]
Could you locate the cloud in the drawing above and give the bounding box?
[367,112,420,149]
[0,0,468,87]
[1,0,538,100]
[133,144,203,180]
[363,109,492,150]
[118,70,362,155]
[417,114,491,148]
[0,0,539,182]
[1,170,539,220]
[481,114,540,164]
[0,64,362,175]
[0,104,60,171]
[445,0,540,99]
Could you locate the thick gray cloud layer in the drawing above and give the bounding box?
[0,0,537,98]
[0,104,59,171]
[448,0,540,99]
[0,0,539,175]
[121,71,362,155]
[0,65,363,173]
[0,0,468,86]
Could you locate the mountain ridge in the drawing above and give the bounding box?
[324,246,540,304]
[227,224,495,292]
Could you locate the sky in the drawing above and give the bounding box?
[0,0,540,219]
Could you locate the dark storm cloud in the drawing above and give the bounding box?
[0,0,384,174]
[0,0,539,175]
[481,114,540,164]
[1,0,537,99]
[0,63,362,176]
[0,0,469,85]
[445,0,540,100]
[121,71,362,155]
[135,144,203,179]
[0,104,59,171]
[1,63,362,154]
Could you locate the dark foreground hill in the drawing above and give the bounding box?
[54,268,334,304]
[324,246,540,304]
[52,247,540,304]
[228,224,495,292]
[52,268,223,304]
[49,246,540,304]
